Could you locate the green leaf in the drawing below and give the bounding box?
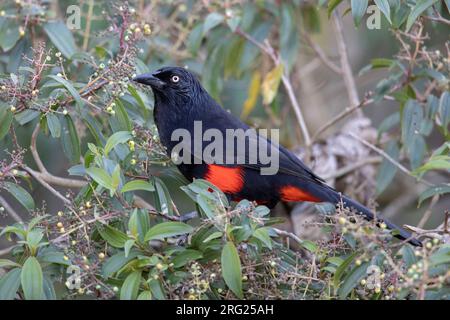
[418,185,450,206]
[120,270,142,300]
[28,215,49,231]
[221,241,243,299]
[401,99,425,168]
[439,91,450,135]
[261,63,284,105]
[253,227,272,249]
[47,75,82,108]
[376,141,399,196]
[104,131,132,156]
[429,246,450,266]
[409,134,426,169]
[0,21,21,52]
[46,113,61,138]
[405,0,438,32]
[86,167,114,191]
[300,240,318,253]
[43,276,56,300]
[333,252,358,290]
[21,256,43,300]
[328,0,344,17]
[3,182,35,211]
[203,13,224,35]
[401,245,418,267]
[0,268,21,300]
[338,262,370,299]
[0,104,13,140]
[121,180,155,193]
[127,85,149,119]
[43,22,77,58]
[39,250,71,266]
[187,23,204,54]
[26,229,44,254]
[144,222,193,242]
[351,0,368,26]
[445,0,450,14]
[102,251,140,279]
[61,115,81,164]
[97,224,129,248]
[203,231,223,243]
[149,279,165,300]
[226,16,241,32]
[374,0,392,24]
[110,99,132,132]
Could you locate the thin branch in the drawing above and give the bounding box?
[347,132,433,186]
[322,156,382,181]
[23,166,71,205]
[30,123,48,174]
[303,32,342,74]
[0,195,23,223]
[0,245,16,257]
[311,98,373,142]
[333,11,362,117]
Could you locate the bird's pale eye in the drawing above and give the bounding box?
[171,75,180,83]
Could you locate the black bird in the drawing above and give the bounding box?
[133,66,421,246]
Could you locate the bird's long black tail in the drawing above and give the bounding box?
[340,195,422,246]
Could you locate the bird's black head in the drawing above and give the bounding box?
[132,66,202,103]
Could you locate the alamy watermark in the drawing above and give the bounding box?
[65,265,81,290]
[366,5,382,30]
[66,5,81,30]
[170,121,280,175]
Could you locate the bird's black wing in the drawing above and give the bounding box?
[199,104,326,185]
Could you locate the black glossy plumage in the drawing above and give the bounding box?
[133,66,421,247]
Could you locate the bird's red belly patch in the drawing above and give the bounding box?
[205,165,244,194]
[279,185,320,202]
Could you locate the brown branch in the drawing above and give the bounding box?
[273,227,304,245]
[0,245,15,257]
[333,11,362,117]
[417,194,440,229]
[311,98,373,142]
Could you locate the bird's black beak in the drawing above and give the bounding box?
[132,73,165,89]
